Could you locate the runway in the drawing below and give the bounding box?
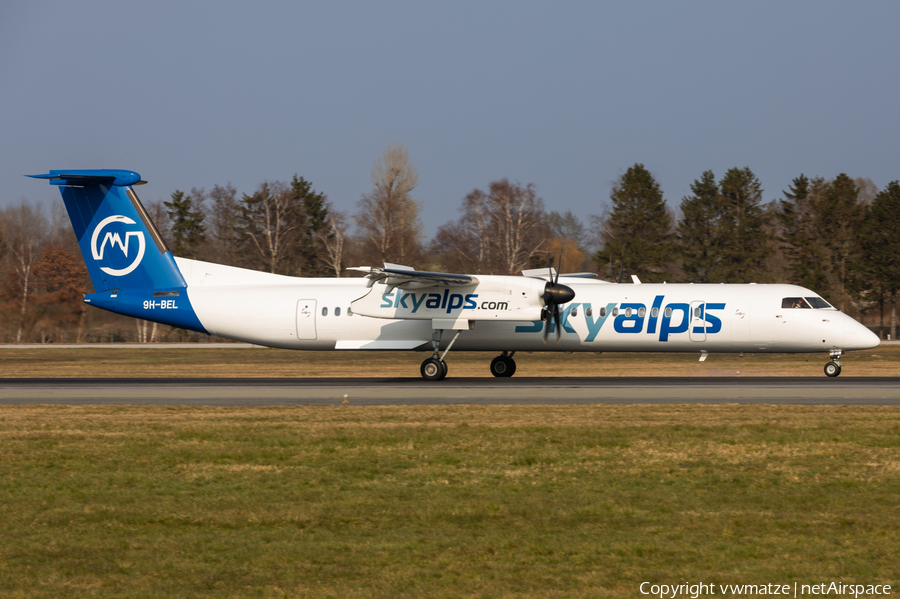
[0,377,898,406]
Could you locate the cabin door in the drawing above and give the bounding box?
[296,300,317,340]
[689,301,707,342]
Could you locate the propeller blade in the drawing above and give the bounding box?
[553,305,562,344]
[554,249,562,285]
[542,309,551,344]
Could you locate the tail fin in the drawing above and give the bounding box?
[29,169,186,292]
[29,170,206,333]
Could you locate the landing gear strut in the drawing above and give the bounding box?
[490,351,517,377]
[824,350,843,378]
[420,328,461,381]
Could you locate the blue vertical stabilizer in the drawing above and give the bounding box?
[29,170,207,333]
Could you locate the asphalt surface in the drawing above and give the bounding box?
[0,377,898,406]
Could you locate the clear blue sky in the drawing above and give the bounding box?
[2,1,898,235]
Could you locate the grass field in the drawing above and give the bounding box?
[1,404,898,598]
[0,344,898,378]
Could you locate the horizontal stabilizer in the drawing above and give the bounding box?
[28,169,146,187]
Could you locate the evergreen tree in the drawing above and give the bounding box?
[817,173,864,311]
[716,167,770,282]
[164,189,206,258]
[595,164,672,282]
[677,170,725,282]
[778,174,829,292]
[290,174,329,276]
[859,181,900,338]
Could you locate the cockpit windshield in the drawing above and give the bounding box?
[782,296,833,309]
[805,296,833,309]
[782,297,811,309]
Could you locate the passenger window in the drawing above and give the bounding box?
[335,307,341,316]
[599,307,607,317]
[638,307,646,318]
[694,307,702,318]
[651,307,659,318]
[612,307,619,317]
[322,307,328,316]
[585,307,593,317]
[664,307,672,318]
[571,306,578,316]
[625,307,632,317]
[347,308,353,316]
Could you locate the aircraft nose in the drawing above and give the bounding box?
[841,318,880,350]
[858,324,881,350]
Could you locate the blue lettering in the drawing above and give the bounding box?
[410,293,427,313]
[515,320,543,333]
[659,303,690,341]
[464,294,478,309]
[440,289,449,310]
[584,302,616,342]
[614,303,646,333]
[397,293,410,309]
[426,293,441,309]
[447,294,464,313]
[514,305,577,335]
[704,302,725,334]
[647,295,664,334]
[380,293,393,308]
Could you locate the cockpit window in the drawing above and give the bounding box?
[782,297,812,309]
[805,296,833,309]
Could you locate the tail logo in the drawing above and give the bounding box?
[90,215,146,276]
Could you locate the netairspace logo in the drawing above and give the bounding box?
[640,581,892,598]
[90,215,146,276]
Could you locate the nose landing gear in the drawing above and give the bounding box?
[490,351,517,377]
[824,350,842,378]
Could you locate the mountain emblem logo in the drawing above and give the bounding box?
[90,215,146,276]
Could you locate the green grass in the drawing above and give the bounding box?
[1,405,898,597]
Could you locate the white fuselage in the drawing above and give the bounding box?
[173,258,879,355]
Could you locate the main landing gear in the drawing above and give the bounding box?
[420,327,462,381]
[490,351,517,377]
[418,329,519,381]
[824,350,842,378]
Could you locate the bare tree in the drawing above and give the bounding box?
[318,208,348,277]
[354,143,424,265]
[239,181,305,275]
[144,199,173,250]
[434,179,548,274]
[2,202,48,342]
[204,183,244,267]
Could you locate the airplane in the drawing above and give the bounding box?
[29,169,880,380]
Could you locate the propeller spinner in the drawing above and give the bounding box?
[541,269,576,344]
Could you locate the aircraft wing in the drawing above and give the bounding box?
[348,264,478,290]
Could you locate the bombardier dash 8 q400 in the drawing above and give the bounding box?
[31,169,879,380]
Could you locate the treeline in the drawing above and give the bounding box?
[2,144,899,343]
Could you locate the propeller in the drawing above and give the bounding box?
[542,253,576,344]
